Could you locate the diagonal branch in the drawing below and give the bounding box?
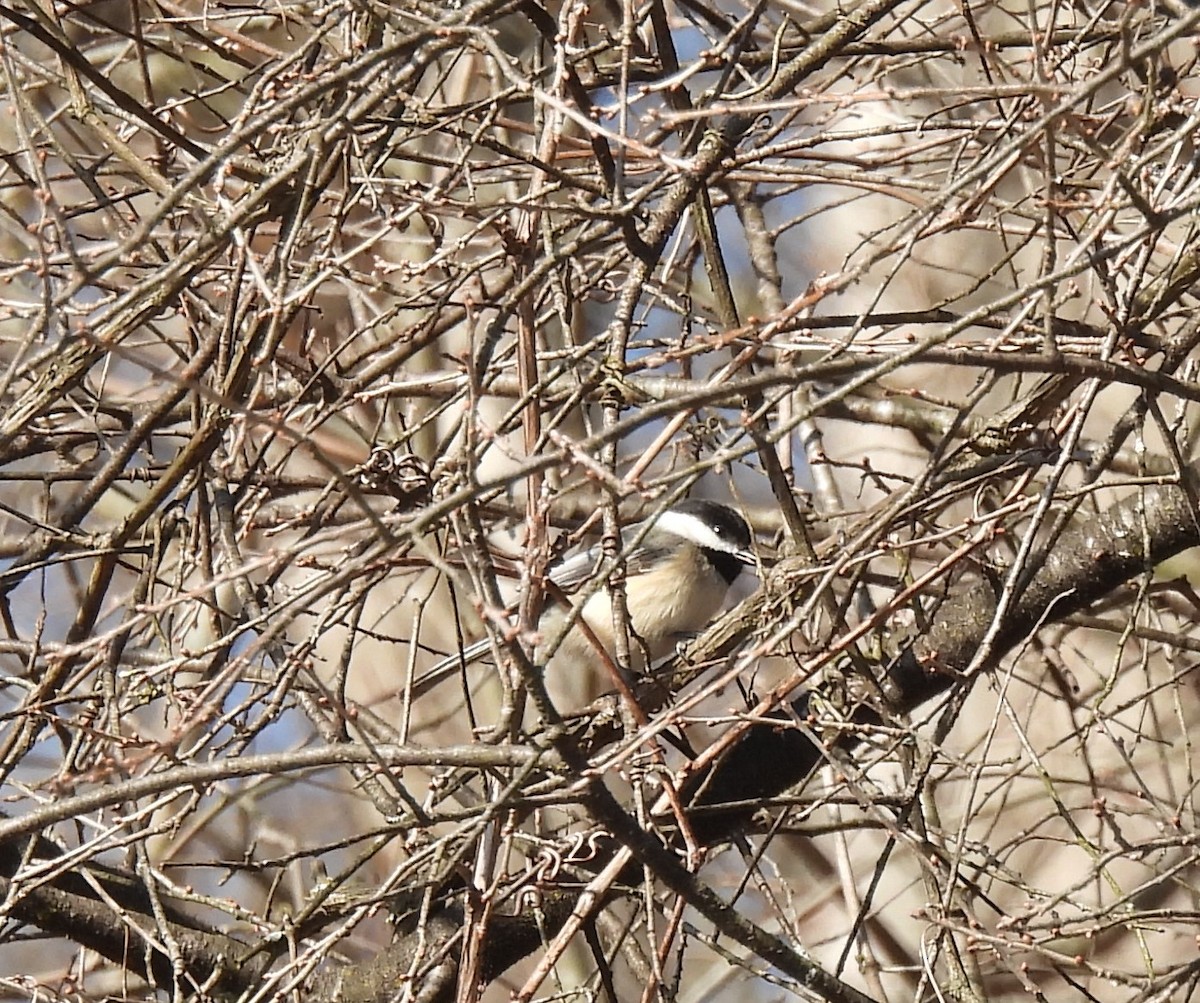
[685,479,1200,834]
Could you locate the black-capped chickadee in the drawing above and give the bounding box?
[413,499,756,697]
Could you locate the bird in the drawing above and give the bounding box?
[412,499,756,698]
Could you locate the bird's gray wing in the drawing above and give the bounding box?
[412,519,664,695]
[546,520,670,589]
[544,546,604,591]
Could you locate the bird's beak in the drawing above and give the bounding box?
[735,548,757,568]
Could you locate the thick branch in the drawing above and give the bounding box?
[686,480,1200,832]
